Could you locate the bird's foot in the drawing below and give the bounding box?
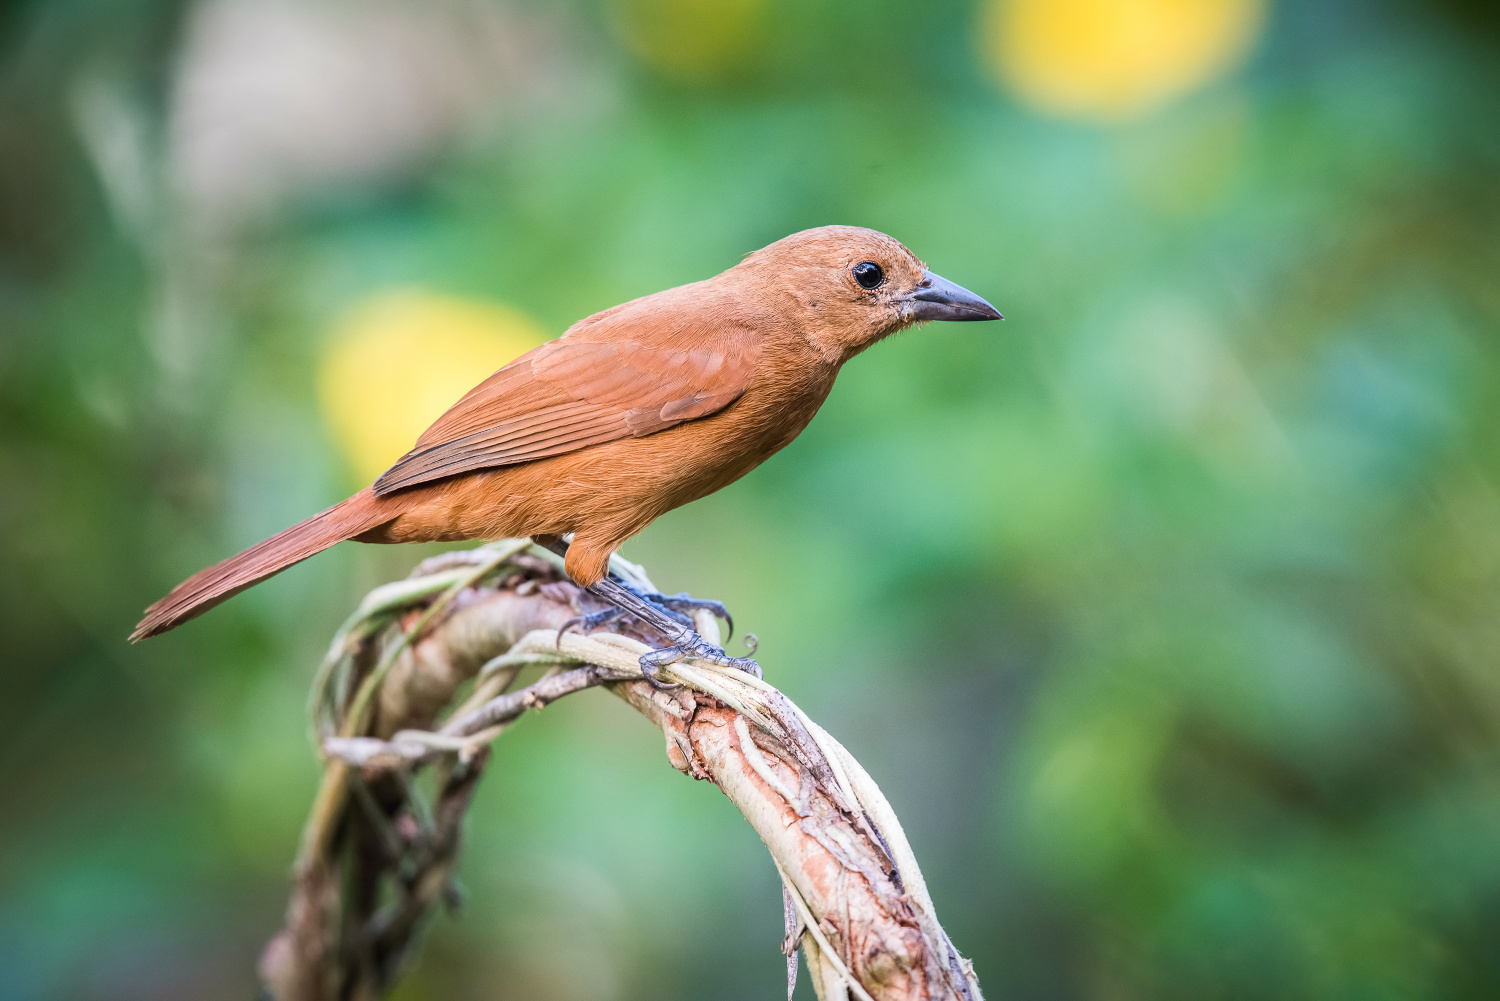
[624,586,758,686]
[616,589,760,690]
[531,537,758,691]
[639,633,762,687]
[581,575,760,690]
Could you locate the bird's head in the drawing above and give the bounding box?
[739,225,1002,360]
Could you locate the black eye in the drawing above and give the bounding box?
[852,261,884,290]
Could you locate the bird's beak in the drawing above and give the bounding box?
[904,270,1003,322]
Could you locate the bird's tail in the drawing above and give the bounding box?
[131,487,400,642]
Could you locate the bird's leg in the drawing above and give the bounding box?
[587,575,761,689]
[641,592,734,640]
[609,581,734,635]
[534,537,759,689]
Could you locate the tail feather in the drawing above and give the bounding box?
[131,487,398,642]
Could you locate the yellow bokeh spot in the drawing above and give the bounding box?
[318,289,548,484]
[983,0,1266,122]
[607,0,765,83]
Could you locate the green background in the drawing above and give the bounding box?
[3,0,1500,998]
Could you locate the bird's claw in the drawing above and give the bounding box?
[637,647,686,690]
[557,606,624,645]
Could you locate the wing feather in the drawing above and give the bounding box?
[372,297,760,495]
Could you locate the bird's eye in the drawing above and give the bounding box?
[852,261,885,290]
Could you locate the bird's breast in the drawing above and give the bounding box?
[669,363,838,483]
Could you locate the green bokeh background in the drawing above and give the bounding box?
[3,1,1500,998]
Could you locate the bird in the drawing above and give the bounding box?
[132,225,1002,682]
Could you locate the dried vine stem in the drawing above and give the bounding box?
[259,541,982,1001]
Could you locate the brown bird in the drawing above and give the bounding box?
[132,225,1001,681]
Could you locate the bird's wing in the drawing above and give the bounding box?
[371,309,760,495]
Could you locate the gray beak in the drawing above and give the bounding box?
[905,269,1003,322]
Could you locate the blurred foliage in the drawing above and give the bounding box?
[2,0,1499,999]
